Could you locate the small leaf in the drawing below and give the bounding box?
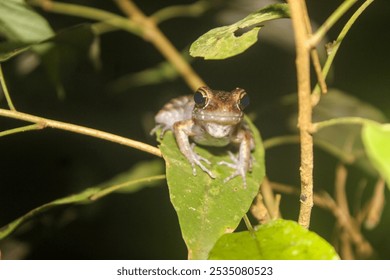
[208,219,339,260]
[362,123,390,188]
[190,3,289,59]
[158,117,265,259]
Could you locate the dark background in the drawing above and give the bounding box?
[0,0,389,259]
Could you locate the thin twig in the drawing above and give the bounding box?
[90,174,166,200]
[307,0,357,48]
[0,124,43,137]
[311,117,378,133]
[312,0,375,97]
[113,0,205,91]
[287,0,314,229]
[263,135,300,150]
[0,64,16,111]
[335,164,350,217]
[150,0,212,24]
[243,214,256,236]
[334,163,354,259]
[0,108,162,157]
[250,192,271,224]
[260,177,279,220]
[300,1,327,97]
[28,0,142,35]
[364,178,385,230]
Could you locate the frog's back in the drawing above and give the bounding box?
[154,95,194,131]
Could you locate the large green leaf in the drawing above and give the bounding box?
[189,3,289,60]
[362,123,390,188]
[208,219,339,260]
[0,0,54,51]
[0,160,165,240]
[158,117,265,259]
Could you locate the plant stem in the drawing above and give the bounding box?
[0,108,162,157]
[0,124,43,137]
[287,0,313,229]
[307,0,357,48]
[243,214,255,236]
[90,175,166,200]
[312,0,374,96]
[311,117,379,133]
[113,0,205,91]
[0,64,16,111]
[150,0,212,24]
[263,135,300,150]
[28,0,205,90]
[300,1,327,95]
[28,0,141,35]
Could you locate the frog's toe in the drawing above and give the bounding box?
[223,169,247,188]
[189,154,215,179]
[194,160,215,179]
[218,159,247,188]
[197,154,212,165]
[218,160,236,169]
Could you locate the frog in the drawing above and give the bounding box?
[151,86,254,188]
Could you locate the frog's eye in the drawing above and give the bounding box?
[238,94,250,110]
[194,91,207,107]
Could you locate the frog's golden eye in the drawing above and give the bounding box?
[194,91,207,107]
[238,93,250,110]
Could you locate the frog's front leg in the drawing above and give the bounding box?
[218,129,253,188]
[173,119,216,179]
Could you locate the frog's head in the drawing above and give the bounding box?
[192,86,249,138]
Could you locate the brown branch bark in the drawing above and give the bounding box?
[287,0,314,229]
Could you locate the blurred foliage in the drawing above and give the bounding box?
[0,0,389,260]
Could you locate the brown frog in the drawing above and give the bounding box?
[152,86,254,187]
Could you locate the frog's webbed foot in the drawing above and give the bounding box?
[218,151,250,188]
[189,143,215,179]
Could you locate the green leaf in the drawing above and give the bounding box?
[158,117,265,259]
[0,160,165,240]
[362,123,390,188]
[208,219,339,260]
[189,3,289,60]
[0,41,33,62]
[0,0,54,51]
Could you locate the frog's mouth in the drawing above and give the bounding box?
[204,123,235,138]
[193,111,242,125]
